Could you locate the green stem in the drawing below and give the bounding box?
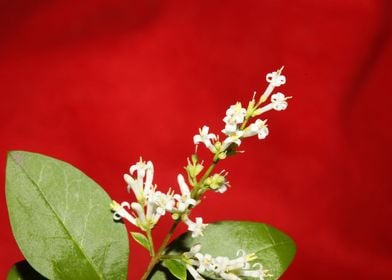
[146,229,155,256]
[200,162,217,183]
[191,160,219,199]
[160,254,183,260]
[141,220,181,280]
[240,115,252,130]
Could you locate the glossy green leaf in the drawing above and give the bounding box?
[150,221,296,280]
[131,231,151,251]
[162,259,187,280]
[7,260,47,280]
[6,151,129,280]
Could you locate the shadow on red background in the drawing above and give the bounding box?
[0,0,391,279]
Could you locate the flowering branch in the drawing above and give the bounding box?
[111,68,290,280]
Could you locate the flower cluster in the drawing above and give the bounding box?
[112,68,288,241]
[111,158,207,237]
[193,68,289,160]
[111,68,290,279]
[183,244,271,280]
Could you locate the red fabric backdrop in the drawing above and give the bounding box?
[0,0,391,279]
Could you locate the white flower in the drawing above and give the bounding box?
[266,71,286,87]
[222,102,247,135]
[111,201,137,226]
[124,158,154,202]
[195,253,214,273]
[243,119,269,140]
[225,102,247,124]
[221,130,244,151]
[211,256,230,274]
[193,126,217,153]
[185,217,208,238]
[183,245,265,280]
[149,190,175,216]
[260,68,286,102]
[130,158,149,174]
[271,92,289,111]
[222,122,238,135]
[130,198,166,230]
[173,174,196,212]
[255,92,290,115]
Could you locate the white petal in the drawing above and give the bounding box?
[131,202,146,223]
[186,265,205,280]
[177,174,190,195]
[193,134,202,144]
[144,162,154,194]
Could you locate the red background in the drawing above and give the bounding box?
[0,0,391,279]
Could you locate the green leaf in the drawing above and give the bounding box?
[7,260,47,280]
[6,151,129,280]
[162,259,187,280]
[131,231,151,251]
[150,221,296,280]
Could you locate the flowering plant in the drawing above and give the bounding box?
[5,68,295,280]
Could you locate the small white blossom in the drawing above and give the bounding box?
[183,245,266,280]
[184,217,208,238]
[193,126,217,153]
[173,174,196,213]
[210,256,230,275]
[111,201,137,226]
[271,92,289,111]
[225,102,247,124]
[260,69,286,102]
[149,190,175,216]
[195,253,214,273]
[266,71,286,87]
[221,130,244,151]
[221,121,238,135]
[124,158,154,202]
[222,102,247,135]
[129,196,168,230]
[243,119,269,140]
[255,92,290,115]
